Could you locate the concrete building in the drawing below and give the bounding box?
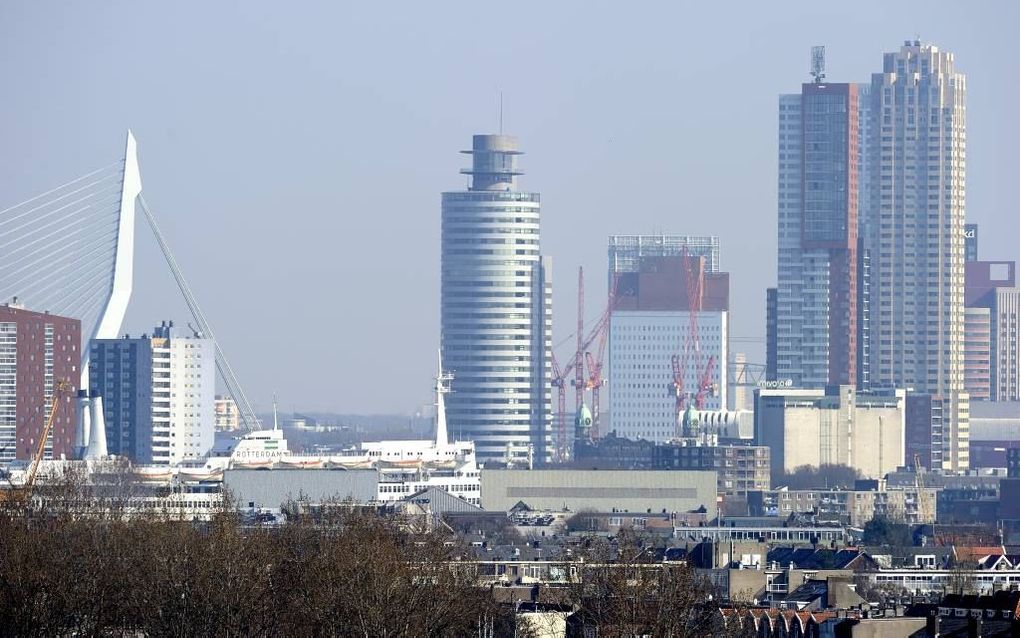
[968,401,1020,468]
[964,307,992,401]
[754,485,938,526]
[963,262,1020,402]
[480,469,717,519]
[0,300,80,463]
[440,134,552,466]
[214,395,241,432]
[863,41,969,471]
[609,243,729,442]
[991,287,1020,401]
[729,352,755,411]
[89,321,215,465]
[570,431,767,509]
[904,393,960,471]
[653,442,770,504]
[775,80,859,389]
[755,386,905,480]
[964,260,1014,308]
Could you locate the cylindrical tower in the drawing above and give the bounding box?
[441,135,552,465]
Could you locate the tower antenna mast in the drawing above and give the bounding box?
[811,46,826,83]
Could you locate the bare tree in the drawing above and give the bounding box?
[564,528,730,637]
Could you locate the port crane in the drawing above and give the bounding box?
[1,379,73,503]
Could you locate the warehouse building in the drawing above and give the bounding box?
[480,469,717,519]
[224,469,378,510]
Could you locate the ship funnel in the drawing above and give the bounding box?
[84,393,108,459]
[74,389,91,459]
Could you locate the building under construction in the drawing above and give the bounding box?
[607,235,730,443]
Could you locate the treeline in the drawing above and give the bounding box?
[0,485,737,637]
[0,505,510,637]
[776,463,862,490]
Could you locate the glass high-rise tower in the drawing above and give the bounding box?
[775,82,860,387]
[775,41,969,471]
[440,135,553,466]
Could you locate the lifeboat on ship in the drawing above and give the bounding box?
[277,457,326,469]
[231,458,276,470]
[326,458,373,470]
[133,467,174,482]
[378,459,424,469]
[178,468,224,481]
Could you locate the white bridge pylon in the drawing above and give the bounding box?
[90,131,142,388]
[0,131,259,431]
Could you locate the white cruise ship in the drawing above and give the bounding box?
[136,364,480,504]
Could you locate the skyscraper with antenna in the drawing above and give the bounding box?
[440,134,553,465]
[774,46,860,388]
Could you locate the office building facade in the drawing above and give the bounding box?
[90,321,215,465]
[609,243,729,442]
[963,261,1018,402]
[765,287,778,381]
[440,135,552,465]
[0,300,80,463]
[964,307,992,401]
[992,288,1020,401]
[775,82,859,388]
[610,310,728,442]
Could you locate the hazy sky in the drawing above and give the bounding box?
[1,2,1017,414]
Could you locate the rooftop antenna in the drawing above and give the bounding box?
[811,46,826,83]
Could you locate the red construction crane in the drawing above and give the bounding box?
[670,246,717,436]
[552,268,620,459]
[695,354,717,410]
[582,274,619,439]
[551,352,576,462]
[570,267,585,414]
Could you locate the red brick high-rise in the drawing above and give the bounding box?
[0,299,80,462]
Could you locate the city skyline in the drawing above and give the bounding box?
[1,3,1017,413]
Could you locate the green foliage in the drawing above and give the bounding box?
[777,463,862,490]
[862,516,913,547]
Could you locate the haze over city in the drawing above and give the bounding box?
[8,2,1020,633]
[1,1,1017,414]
